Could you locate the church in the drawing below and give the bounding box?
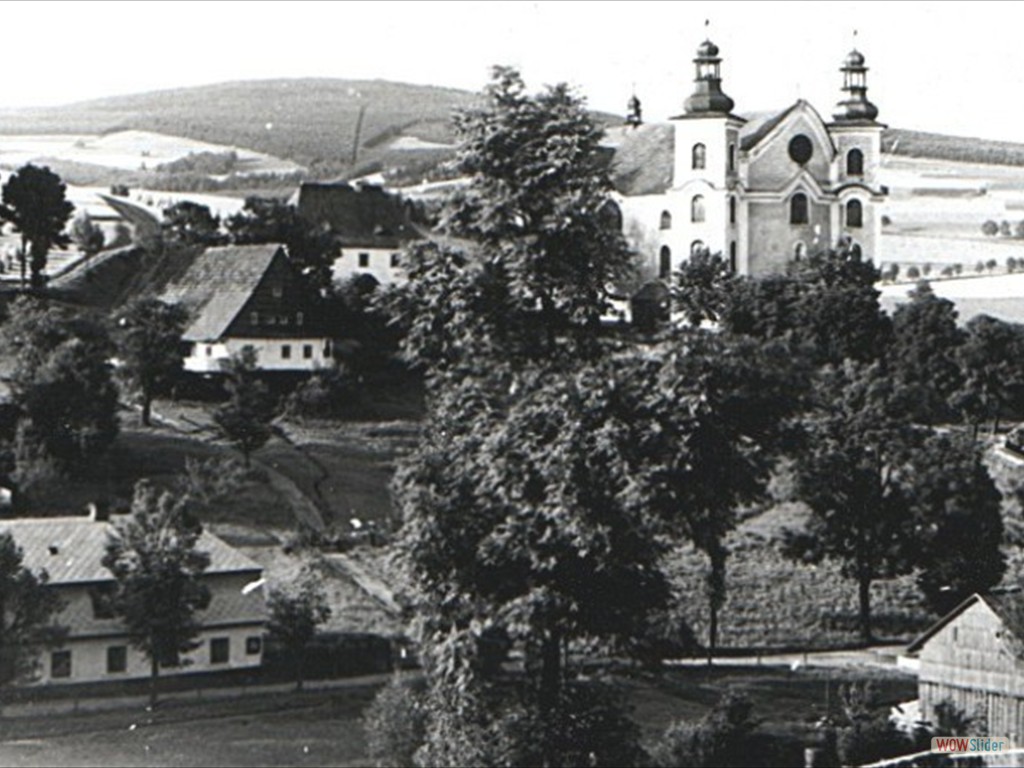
[607,37,887,280]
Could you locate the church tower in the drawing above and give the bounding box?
[828,41,886,259]
[669,33,745,271]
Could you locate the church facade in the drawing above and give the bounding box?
[608,38,887,280]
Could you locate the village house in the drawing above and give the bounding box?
[607,37,887,281]
[906,591,1024,748]
[2,513,266,685]
[293,181,422,286]
[161,243,334,373]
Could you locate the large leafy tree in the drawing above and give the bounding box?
[950,315,1024,436]
[226,196,339,293]
[887,282,965,424]
[0,164,74,288]
[265,568,331,691]
[162,201,224,247]
[114,297,189,426]
[0,532,65,687]
[102,481,211,707]
[212,347,277,467]
[786,361,925,643]
[0,297,119,477]
[910,433,1005,615]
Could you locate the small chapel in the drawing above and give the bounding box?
[607,34,887,280]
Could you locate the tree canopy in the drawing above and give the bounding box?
[0,164,74,288]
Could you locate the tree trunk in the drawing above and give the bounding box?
[539,629,561,717]
[858,574,872,645]
[707,602,718,667]
[18,236,27,291]
[149,654,159,708]
[295,652,304,692]
[142,395,152,427]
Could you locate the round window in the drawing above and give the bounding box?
[788,135,813,165]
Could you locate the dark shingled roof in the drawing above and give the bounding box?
[296,182,421,248]
[2,516,262,585]
[906,591,1024,654]
[161,244,282,342]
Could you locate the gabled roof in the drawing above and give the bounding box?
[739,106,799,151]
[295,182,422,248]
[161,244,283,342]
[2,516,262,586]
[605,123,675,196]
[906,591,1024,654]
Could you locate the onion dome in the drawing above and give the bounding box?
[683,38,735,115]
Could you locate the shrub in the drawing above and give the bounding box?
[284,366,360,419]
[906,266,921,279]
[363,675,427,768]
[650,689,772,768]
[982,220,999,236]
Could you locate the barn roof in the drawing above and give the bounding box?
[160,243,283,342]
[295,182,422,248]
[1,516,262,586]
[906,591,1024,653]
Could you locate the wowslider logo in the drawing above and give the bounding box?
[932,737,1012,754]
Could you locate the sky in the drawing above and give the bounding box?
[4,1,1023,141]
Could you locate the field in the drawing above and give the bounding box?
[0,665,916,767]
[879,271,1024,324]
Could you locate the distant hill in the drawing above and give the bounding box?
[0,79,481,178]
[883,129,1024,167]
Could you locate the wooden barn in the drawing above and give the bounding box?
[907,591,1024,747]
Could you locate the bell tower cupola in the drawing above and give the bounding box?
[683,26,735,115]
[833,37,879,122]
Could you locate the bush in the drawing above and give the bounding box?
[283,366,359,419]
[363,675,427,768]
[906,266,921,279]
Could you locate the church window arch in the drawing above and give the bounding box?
[692,143,706,170]
[691,240,706,257]
[691,195,705,223]
[849,241,863,258]
[729,241,737,273]
[790,193,808,225]
[729,196,736,225]
[793,241,807,260]
[599,200,623,231]
[846,199,863,228]
[847,148,864,177]
[659,210,672,230]
[728,143,736,173]
[659,246,672,279]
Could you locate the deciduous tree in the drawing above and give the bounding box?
[0,532,65,687]
[162,201,223,247]
[0,164,74,288]
[265,568,331,691]
[114,297,189,426]
[212,347,277,466]
[102,481,211,707]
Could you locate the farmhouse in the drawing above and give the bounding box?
[2,513,266,685]
[608,38,887,280]
[161,243,334,373]
[907,591,1024,745]
[294,182,422,286]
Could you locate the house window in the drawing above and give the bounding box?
[358,253,370,268]
[324,341,333,358]
[89,584,116,619]
[107,645,128,674]
[279,315,289,326]
[846,199,863,228]
[51,650,71,679]
[250,311,259,326]
[847,148,864,176]
[790,193,808,225]
[692,143,706,170]
[281,345,292,359]
[296,312,304,327]
[728,143,736,173]
[272,285,283,299]
[206,346,213,357]
[691,195,705,223]
[729,196,736,225]
[690,240,706,257]
[658,246,672,279]
[729,241,737,273]
[659,211,672,230]
[303,344,313,359]
[390,253,400,268]
[246,637,263,655]
[210,637,230,665]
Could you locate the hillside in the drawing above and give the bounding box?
[0,79,480,177]
[883,128,1024,167]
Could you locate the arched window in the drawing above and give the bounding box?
[847,148,864,177]
[729,196,736,225]
[793,241,807,260]
[659,210,672,230]
[728,143,736,173]
[691,240,706,257]
[846,199,863,228]
[659,246,672,279]
[790,193,808,225]
[849,242,863,259]
[599,200,623,232]
[729,241,737,273]
[691,195,705,223]
[692,143,706,170]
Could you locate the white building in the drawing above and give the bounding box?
[3,514,266,685]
